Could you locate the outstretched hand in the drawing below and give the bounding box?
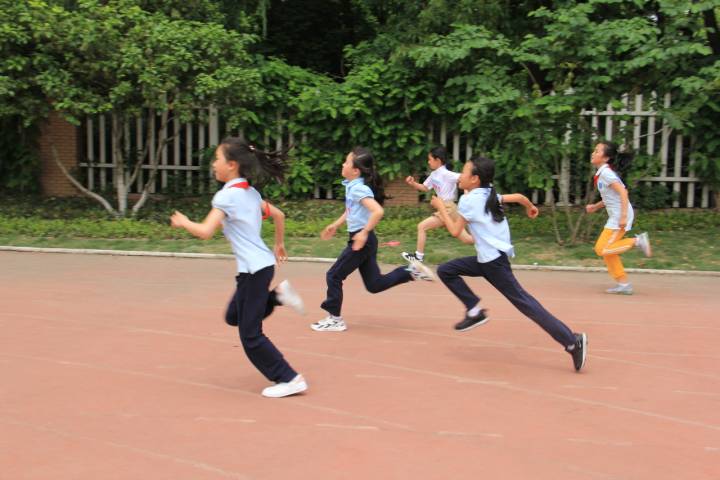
[170,211,188,228]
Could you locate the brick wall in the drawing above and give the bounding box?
[39,111,80,197]
[384,177,419,206]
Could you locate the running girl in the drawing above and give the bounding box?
[312,147,435,332]
[433,156,588,372]
[586,141,652,295]
[170,138,307,398]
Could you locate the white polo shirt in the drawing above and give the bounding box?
[211,177,276,274]
[595,164,634,231]
[423,165,461,201]
[343,177,374,232]
[457,187,515,263]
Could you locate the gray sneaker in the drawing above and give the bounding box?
[606,284,633,295]
[635,232,652,257]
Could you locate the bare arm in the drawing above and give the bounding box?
[351,197,384,250]
[320,210,348,240]
[430,196,467,237]
[264,202,288,262]
[405,176,430,193]
[610,182,630,229]
[501,193,539,218]
[170,208,224,240]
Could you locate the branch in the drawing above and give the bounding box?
[50,143,118,217]
[131,110,172,216]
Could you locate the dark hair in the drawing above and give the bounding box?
[599,141,633,177]
[468,155,505,222]
[429,145,448,164]
[219,137,288,185]
[351,146,385,205]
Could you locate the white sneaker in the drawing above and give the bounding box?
[407,258,435,281]
[261,374,308,398]
[276,280,305,315]
[635,232,652,257]
[606,284,633,295]
[310,316,347,332]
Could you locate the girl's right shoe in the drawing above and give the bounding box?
[605,284,633,295]
[310,316,347,332]
[261,374,308,398]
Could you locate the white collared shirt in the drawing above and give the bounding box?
[211,177,276,274]
[457,188,515,263]
[595,164,634,231]
[343,177,374,232]
[423,165,460,201]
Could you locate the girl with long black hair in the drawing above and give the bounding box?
[171,137,307,398]
[433,156,588,372]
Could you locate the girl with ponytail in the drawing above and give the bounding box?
[311,146,436,332]
[432,156,588,372]
[170,137,307,398]
[586,141,652,295]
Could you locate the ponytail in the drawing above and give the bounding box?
[600,141,633,177]
[469,155,505,223]
[219,137,289,185]
[351,146,385,205]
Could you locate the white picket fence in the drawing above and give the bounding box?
[79,94,713,207]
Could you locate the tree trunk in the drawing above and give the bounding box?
[131,110,170,216]
[112,113,128,216]
[50,143,118,217]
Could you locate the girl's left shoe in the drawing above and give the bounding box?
[262,374,308,398]
[635,232,652,257]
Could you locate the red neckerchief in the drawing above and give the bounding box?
[594,164,613,189]
[229,181,270,219]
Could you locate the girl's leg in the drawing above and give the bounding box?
[437,256,485,310]
[481,254,576,347]
[416,216,444,255]
[238,266,297,383]
[320,235,370,316]
[358,231,413,292]
[225,283,281,326]
[594,228,633,283]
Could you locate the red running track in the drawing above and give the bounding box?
[1,251,718,479]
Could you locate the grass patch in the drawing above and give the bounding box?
[2,195,719,271]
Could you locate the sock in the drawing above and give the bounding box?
[415,251,424,260]
[618,283,630,287]
[331,315,342,321]
[467,304,482,317]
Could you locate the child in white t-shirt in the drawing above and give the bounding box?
[586,141,652,295]
[403,146,473,262]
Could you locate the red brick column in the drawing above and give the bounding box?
[39,111,80,197]
[384,177,419,206]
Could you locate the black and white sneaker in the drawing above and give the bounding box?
[401,251,422,262]
[454,309,489,332]
[566,332,588,372]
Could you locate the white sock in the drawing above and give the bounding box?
[330,315,342,321]
[468,304,482,317]
[618,283,630,287]
[415,251,424,260]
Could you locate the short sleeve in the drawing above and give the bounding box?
[350,184,374,202]
[457,194,474,222]
[450,171,461,182]
[211,189,232,215]
[601,168,621,186]
[422,173,433,189]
